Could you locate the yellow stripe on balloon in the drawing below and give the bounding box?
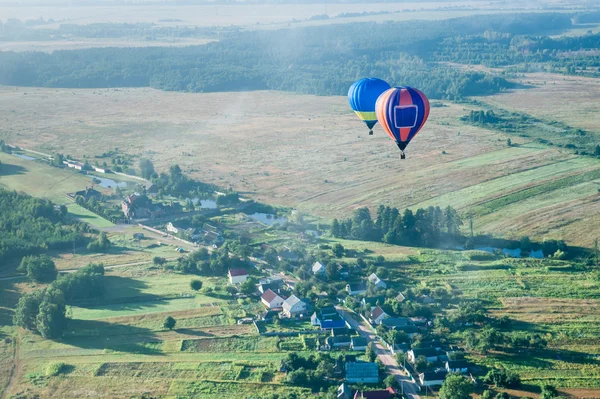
[354,111,377,121]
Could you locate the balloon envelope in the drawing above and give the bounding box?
[348,78,391,130]
[375,86,430,151]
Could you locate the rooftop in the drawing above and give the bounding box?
[228,268,248,277]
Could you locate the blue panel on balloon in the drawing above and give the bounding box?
[394,105,418,129]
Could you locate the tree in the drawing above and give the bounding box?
[366,342,377,363]
[325,262,340,281]
[507,138,512,147]
[540,384,558,399]
[36,299,66,339]
[163,316,176,330]
[439,375,473,399]
[384,374,400,389]
[13,291,43,331]
[332,243,345,258]
[240,277,258,296]
[414,355,428,372]
[139,158,155,179]
[18,255,57,283]
[190,279,203,291]
[331,219,341,237]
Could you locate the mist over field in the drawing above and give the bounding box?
[2,1,600,398]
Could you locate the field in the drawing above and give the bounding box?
[0,38,217,53]
[2,86,600,246]
[481,73,600,133]
[0,1,530,29]
[0,264,315,399]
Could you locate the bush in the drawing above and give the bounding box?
[190,279,203,291]
[45,362,67,377]
[18,255,57,283]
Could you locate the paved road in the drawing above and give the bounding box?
[337,306,422,399]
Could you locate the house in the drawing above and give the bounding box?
[396,292,406,302]
[345,362,379,384]
[228,268,248,284]
[353,389,394,399]
[408,348,440,363]
[73,187,102,201]
[321,306,338,318]
[338,383,352,399]
[261,289,284,309]
[361,296,386,311]
[346,282,367,296]
[321,318,347,330]
[328,335,351,348]
[419,340,443,350]
[258,276,284,294]
[146,183,158,195]
[396,325,419,337]
[312,261,326,275]
[282,295,307,317]
[64,160,85,170]
[351,337,368,351]
[418,371,448,387]
[311,312,321,326]
[369,306,389,325]
[381,317,410,329]
[338,264,350,278]
[278,247,299,262]
[445,360,470,373]
[368,273,387,289]
[410,317,428,326]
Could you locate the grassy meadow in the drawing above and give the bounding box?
[0,264,315,399]
[2,86,600,246]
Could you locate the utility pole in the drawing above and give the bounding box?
[595,238,599,266]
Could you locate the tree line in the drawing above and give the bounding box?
[0,189,85,267]
[331,205,463,247]
[0,13,573,99]
[13,263,105,338]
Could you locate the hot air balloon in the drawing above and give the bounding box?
[348,78,391,135]
[375,86,430,159]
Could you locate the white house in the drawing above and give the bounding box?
[282,295,307,317]
[312,261,326,275]
[445,360,469,374]
[369,306,389,325]
[228,268,248,284]
[346,282,367,296]
[368,273,387,289]
[311,312,321,326]
[418,371,447,387]
[261,289,284,309]
[408,348,440,363]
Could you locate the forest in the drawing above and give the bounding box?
[0,13,574,99]
[331,205,463,247]
[0,189,86,267]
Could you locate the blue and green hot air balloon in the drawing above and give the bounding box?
[348,78,391,135]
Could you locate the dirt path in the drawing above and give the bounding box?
[2,335,20,399]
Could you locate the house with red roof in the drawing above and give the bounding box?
[228,268,248,284]
[261,289,284,309]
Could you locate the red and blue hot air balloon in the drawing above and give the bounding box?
[348,78,391,135]
[375,86,430,159]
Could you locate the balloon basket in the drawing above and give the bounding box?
[369,130,373,136]
[400,153,406,160]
